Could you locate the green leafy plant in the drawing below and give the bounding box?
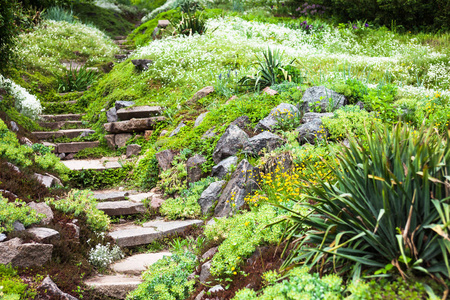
[42,6,75,23]
[57,65,98,93]
[176,12,207,36]
[281,124,450,282]
[0,195,44,233]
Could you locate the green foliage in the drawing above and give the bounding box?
[32,143,53,155]
[233,267,343,300]
[177,12,207,36]
[322,105,382,140]
[333,78,369,105]
[0,264,31,300]
[0,195,44,233]
[42,6,75,22]
[272,105,302,132]
[205,204,285,277]
[68,164,132,189]
[160,176,217,219]
[0,0,18,73]
[362,83,399,123]
[281,124,450,280]
[57,65,98,92]
[46,189,110,232]
[158,149,191,196]
[126,252,197,300]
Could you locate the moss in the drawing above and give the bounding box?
[72,3,134,38]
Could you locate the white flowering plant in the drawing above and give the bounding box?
[88,243,124,270]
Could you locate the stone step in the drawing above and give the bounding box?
[104,116,166,133]
[114,35,127,40]
[62,157,123,171]
[56,141,99,153]
[110,219,203,247]
[117,106,162,120]
[58,91,84,97]
[97,200,145,216]
[93,191,129,202]
[114,54,128,60]
[121,49,134,54]
[32,129,94,140]
[85,274,142,299]
[38,120,85,130]
[44,100,77,105]
[40,114,84,122]
[119,44,134,50]
[114,39,128,44]
[111,252,172,275]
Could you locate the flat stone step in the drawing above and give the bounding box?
[104,116,166,133]
[115,54,128,60]
[97,200,145,216]
[33,129,94,140]
[62,158,123,171]
[85,274,142,299]
[114,39,128,44]
[111,252,172,275]
[114,35,127,40]
[38,120,85,130]
[119,44,134,50]
[40,114,84,122]
[128,192,154,202]
[93,191,129,202]
[110,219,203,247]
[56,141,99,153]
[121,49,134,54]
[117,106,162,120]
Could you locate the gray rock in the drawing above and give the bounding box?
[6,162,20,173]
[230,115,251,130]
[115,133,133,148]
[126,144,142,158]
[28,202,54,225]
[169,122,186,137]
[27,227,60,243]
[155,149,175,171]
[212,125,249,164]
[85,274,142,299]
[0,238,53,267]
[190,86,214,103]
[111,252,171,275]
[269,103,299,119]
[201,246,218,261]
[105,134,115,149]
[195,291,205,300]
[0,189,18,199]
[296,119,327,144]
[20,137,33,147]
[254,116,277,133]
[106,107,118,122]
[301,86,346,113]
[13,221,25,232]
[160,130,168,137]
[262,87,278,95]
[115,101,135,111]
[57,153,66,159]
[244,131,284,156]
[79,130,95,138]
[158,19,170,28]
[211,156,238,179]
[199,260,213,283]
[302,112,334,123]
[38,276,78,300]
[117,106,162,120]
[208,285,224,293]
[186,154,207,183]
[201,127,217,139]
[214,159,259,217]
[198,180,226,215]
[194,112,208,127]
[97,201,145,216]
[10,121,19,132]
[356,101,365,110]
[263,152,293,174]
[152,27,160,40]
[0,233,6,242]
[132,59,153,71]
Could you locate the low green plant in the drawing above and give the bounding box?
[158,149,191,196]
[57,65,98,93]
[0,195,44,233]
[176,12,207,36]
[42,6,75,23]
[0,264,30,300]
[362,83,399,123]
[281,124,450,281]
[46,190,110,232]
[68,164,132,189]
[273,106,302,131]
[126,251,197,300]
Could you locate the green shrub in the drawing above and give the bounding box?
[68,164,132,189]
[0,264,31,300]
[126,252,196,300]
[176,12,207,36]
[57,64,98,92]
[46,189,110,232]
[42,6,75,22]
[0,195,44,233]
[160,176,217,219]
[281,124,450,280]
[0,0,18,73]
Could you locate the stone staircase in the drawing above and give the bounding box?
[113,35,135,60]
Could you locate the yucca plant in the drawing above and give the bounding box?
[279,124,450,284]
[176,12,207,36]
[57,64,98,92]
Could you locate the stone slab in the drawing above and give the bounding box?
[104,116,166,133]
[93,191,129,202]
[110,219,203,247]
[111,252,172,275]
[97,201,145,216]
[33,129,94,140]
[85,274,142,299]
[38,121,84,130]
[117,106,162,120]
[26,227,60,243]
[62,159,122,171]
[128,192,154,202]
[40,114,83,122]
[56,141,99,153]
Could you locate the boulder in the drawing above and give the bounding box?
[211,156,238,179]
[199,260,213,283]
[131,59,153,71]
[38,276,78,300]
[244,131,284,156]
[115,101,135,111]
[198,180,226,215]
[27,227,60,243]
[214,160,259,217]
[169,122,186,137]
[115,133,133,148]
[155,149,175,171]
[28,202,54,225]
[190,86,214,103]
[296,119,327,144]
[106,107,117,122]
[0,238,53,267]
[186,154,207,183]
[301,86,346,112]
[194,112,208,128]
[126,144,142,158]
[212,125,249,164]
[301,112,333,123]
[34,173,60,188]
